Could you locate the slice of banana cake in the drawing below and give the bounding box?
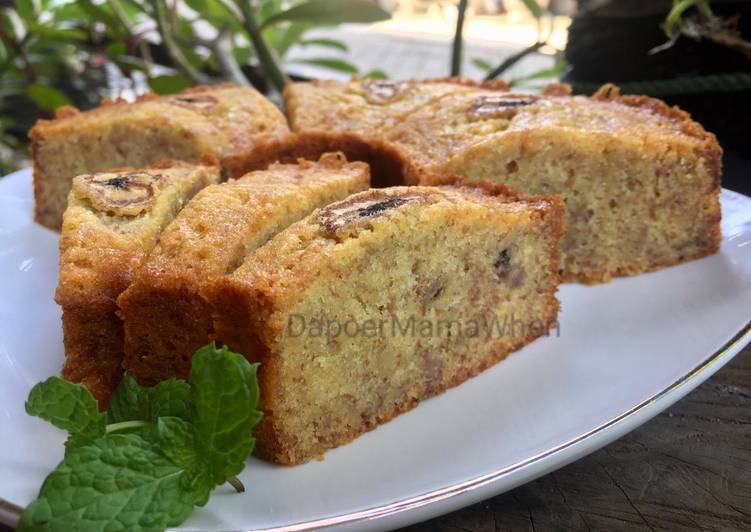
[30,84,289,230]
[117,153,369,387]
[205,185,564,465]
[56,159,220,404]
[285,79,721,283]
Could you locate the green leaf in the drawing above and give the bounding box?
[108,376,192,423]
[362,69,387,79]
[25,24,88,41]
[190,343,262,485]
[509,65,565,87]
[472,58,492,71]
[77,0,119,27]
[17,434,195,532]
[14,0,36,22]
[25,377,105,447]
[184,0,209,13]
[154,416,213,505]
[105,41,127,58]
[520,0,543,19]
[261,0,390,29]
[108,375,152,423]
[274,21,309,57]
[184,0,241,30]
[295,57,358,74]
[157,417,199,470]
[300,37,348,52]
[51,2,88,23]
[148,74,192,95]
[28,84,72,113]
[21,344,261,531]
[483,41,544,81]
[259,0,283,21]
[112,55,151,73]
[152,379,193,420]
[234,45,253,64]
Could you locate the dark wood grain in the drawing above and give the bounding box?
[398,344,751,532]
[3,345,748,532]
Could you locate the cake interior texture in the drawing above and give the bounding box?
[283,79,722,283]
[30,84,289,230]
[56,160,221,404]
[117,153,370,388]
[206,185,564,464]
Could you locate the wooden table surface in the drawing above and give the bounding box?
[398,344,751,532]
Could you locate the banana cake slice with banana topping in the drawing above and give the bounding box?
[56,159,221,404]
[205,184,564,465]
[117,153,370,388]
[285,79,722,284]
[31,83,289,230]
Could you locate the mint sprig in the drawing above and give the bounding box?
[25,376,106,450]
[107,376,192,424]
[191,343,262,486]
[18,343,262,532]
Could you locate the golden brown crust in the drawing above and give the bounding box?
[207,186,565,464]
[374,76,510,91]
[420,173,529,201]
[60,303,127,405]
[223,131,417,186]
[283,80,722,284]
[284,79,722,181]
[541,82,573,96]
[118,154,371,386]
[56,161,220,405]
[591,83,723,183]
[300,75,510,91]
[31,83,289,230]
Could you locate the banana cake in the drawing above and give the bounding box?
[205,184,564,464]
[117,153,370,387]
[284,79,722,283]
[30,84,289,230]
[223,78,508,186]
[56,159,220,404]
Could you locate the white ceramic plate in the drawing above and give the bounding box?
[1,168,750,531]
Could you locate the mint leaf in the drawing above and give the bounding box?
[108,375,152,423]
[17,434,195,532]
[190,343,262,485]
[108,377,192,424]
[21,343,262,531]
[156,417,213,506]
[157,417,199,470]
[25,377,106,448]
[152,379,192,420]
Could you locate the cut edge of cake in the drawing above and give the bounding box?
[205,183,565,464]
[30,83,289,230]
[281,80,722,284]
[117,152,371,388]
[55,158,221,404]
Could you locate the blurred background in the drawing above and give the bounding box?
[0,0,749,193]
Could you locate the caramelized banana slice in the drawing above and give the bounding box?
[468,95,538,120]
[362,80,409,104]
[167,94,218,110]
[317,190,426,238]
[73,171,165,216]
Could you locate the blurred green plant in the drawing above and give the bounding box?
[0,0,390,174]
[452,0,566,88]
